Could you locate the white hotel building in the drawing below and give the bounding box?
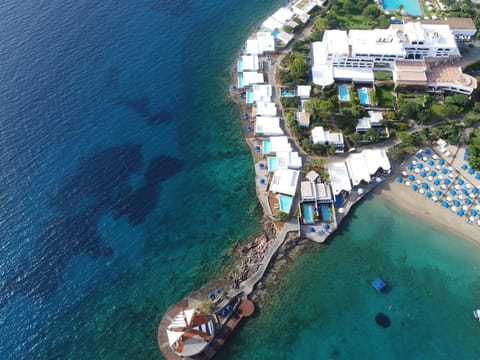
[311,22,477,95]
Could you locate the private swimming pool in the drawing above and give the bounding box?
[263,140,270,155]
[268,156,276,171]
[278,195,293,213]
[237,58,243,72]
[238,75,244,89]
[246,90,253,104]
[272,29,281,38]
[320,204,331,222]
[302,203,315,223]
[382,0,421,16]
[338,84,350,101]
[358,88,369,105]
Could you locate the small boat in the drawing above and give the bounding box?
[473,309,480,320]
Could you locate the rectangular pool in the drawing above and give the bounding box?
[302,203,315,223]
[338,84,350,101]
[263,140,270,155]
[268,156,276,171]
[278,195,293,213]
[238,75,244,89]
[246,90,253,104]
[320,205,331,222]
[358,88,369,105]
[382,0,421,16]
[237,59,244,72]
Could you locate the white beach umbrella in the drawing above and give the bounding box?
[415,168,420,174]
[463,205,468,211]
[402,171,407,176]
[423,157,428,162]
[470,193,476,198]
[459,194,464,200]
[416,179,422,184]
[430,187,435,192]
[469,216,475,222]
[438,175,444,180]
[375,177,382,183]
[405,181,411,186]
[448,166,453,171]
[358,188,364,195]
[476,205,480,210]
[449,173,455,178]
[425,167,430,172]
[419,189,425,194]
[338,208,345,214]
[432,196,438,202]
[455,185,461,190]
[441,184,447,190]
[428,176,433,181]
[478,219,480,226]
[436,165,441,170]
[412,160,417,165]
[466,183,472,189]
[451,206,457,213]
[447,196,452,202]
[433,155,439,160]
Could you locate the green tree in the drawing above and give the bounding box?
[290,58,308,80]
[365,128,380,142]
[399,101,422,120]
[362,4,380,18]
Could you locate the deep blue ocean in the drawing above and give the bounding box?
[1,1,480,359]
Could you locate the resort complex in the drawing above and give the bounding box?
[311,20,477,94]
[159,0,480,357]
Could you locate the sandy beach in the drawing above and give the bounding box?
[375,156,480,247]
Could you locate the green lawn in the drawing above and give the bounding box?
[375,86,394,108]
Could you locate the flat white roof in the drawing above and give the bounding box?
[252,84,272,102]
[323,30,349,54]
[333,68,374,82]
[256,101,277,116]
[346,154,372,186]
[272,7,294,24]
[312,65,335,87]
[296,85,311,98]
[257,32,275,53]
[349,29,405,56]
[241,55,259,71]
[269,136,292,153]
[255,116,283,136]
[263,16,283,32]
[270,169,300,196]
[301,181,332,201]
[363,149,391,174]
[277,31,294,45]
[246,39,260,55]
[243,71,264,86]
[328,162,352,195]
[276,151,302,169]
[311,42,329,66]
[311,126,343,145]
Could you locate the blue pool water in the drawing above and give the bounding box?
[263,140,270,155]
[278,195,293,213]
[302,203,315,223]
[338,84,350,101]
[320,204,331,221]
[238,75,244,89]
[358,88,370,105]
[246,90,253,104]
[272,29,280,38]
[382,0,422,16]
[268,156,276,171]
[281,92,295,97]
[237,59,244,72]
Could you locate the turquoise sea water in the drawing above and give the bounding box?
[218,194,480,359]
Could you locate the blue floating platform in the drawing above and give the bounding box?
[372,278,386,292]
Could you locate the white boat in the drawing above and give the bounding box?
[473,309,480,320]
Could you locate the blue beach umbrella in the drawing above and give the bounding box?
[434,180,440,186]
[215,288,223,296]
[421,171,427,178]
[450,189,457,196]
[462,188,469,195]
[416,153,423,159]
[454,200,461,207]
[445,179,451,185]
[259,178,266,185]
[231,85,237,90]
[439,159,445,165]
[422,183,429,189]
[409,175,415,181]
[397,177,403,183]
[259,163,265,169]
[473,188,479,194]
[324,224,330,231]
[461,164,468,170]
[407,164,414,170]
[417,163,424,169]
[226,304,233,312]
[430,171,437,177]
[458,210,465,216]
[441,168,448,174]
[426,192,432,198]
[309,227,316,233]
[255,146,260,152]
[466,198,472,205]
[221,310,228,317]
[472,210,479,216]
[476,174,480,180]
[428,160,435,166]
[208,293,215,300]
[458,179,465,185]
[442,201,449,208]
[469,168,475,174]
[246,125,252,131]
[411,184,418,191]
[435,190,442,196]
[425,149,432,155]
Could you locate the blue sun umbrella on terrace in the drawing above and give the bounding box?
[409,175,415,181]
[450,189,457,196]
[454,200,461,207]
[436,190,442,196]
[246,125,252,131]
[411,184,418,191]
[442,201,449,208]
[430,171,437,177]
[473,188,479,194]
[259,178,266,185]
[466,198,472,205]
[458,179,465,185]
[416,153,423,159]
[426,192,432,198]
[441,168,448,174]
[208,293,215,300]
[458,210,465,216]
[243,113,249,120]
[259,163,265,169]
[324,224,330,231]
[407,164,414,170]
[309,227,316,233]
[472,210,479,216]
[469,168,475,175]
[434,179,440,186]
[462,188,469,195]
[255,146,260,152]
[428,160,435,166]
[420,171,427,178]
[444,179,451,185]
[461,164,468,170]
[476,174,480,180]
[397,177,403,183]
[417,163,424,169]
[439,159,445,165]
[422,183,429,189]
[425,149,432,154]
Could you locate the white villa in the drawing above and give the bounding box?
[311,126,344,152]
[356,111,384,132]
[252,84,272,102]
[255,116,283,136]
[270,169,300,196]
[311,22,477,94]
